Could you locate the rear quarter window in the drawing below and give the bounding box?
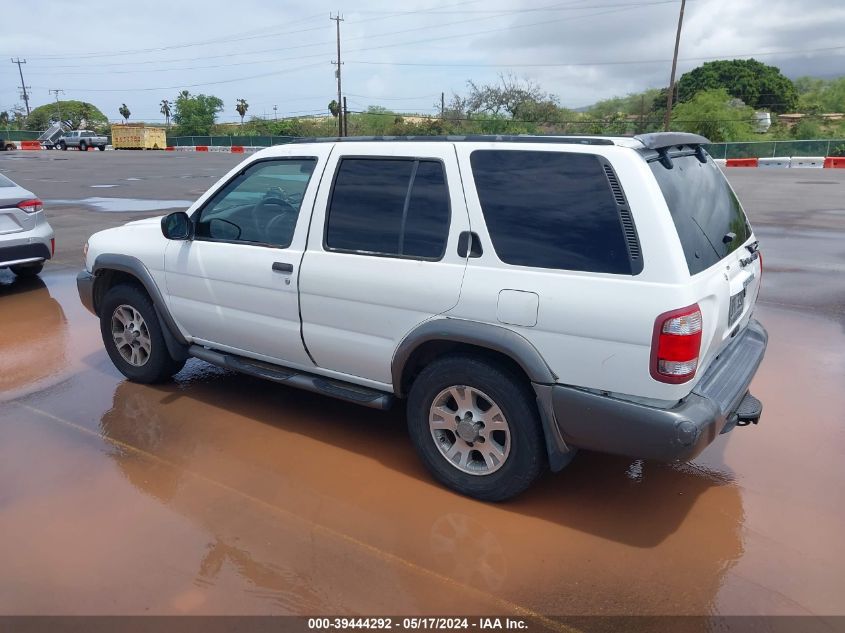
[650,154,750,275]
[470,150,634,274]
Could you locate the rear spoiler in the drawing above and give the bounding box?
[633,132,710,150]
[634,133,711,168]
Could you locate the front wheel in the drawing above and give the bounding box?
[407,355,547,501]
[98,145,106,151]
[59,141,67,151]
[79,141,87,152]
[99,283,185,383]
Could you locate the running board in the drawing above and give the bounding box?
[188,345,395,410]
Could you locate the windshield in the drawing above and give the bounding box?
[650,154,750,275]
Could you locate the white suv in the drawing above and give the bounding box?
[78,133,767,500]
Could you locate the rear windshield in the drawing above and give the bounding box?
[0,174,15,188]
[650,154,750,275]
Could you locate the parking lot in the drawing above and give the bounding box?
[1,151,844,620]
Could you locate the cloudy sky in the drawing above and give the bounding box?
[2,0,843,123]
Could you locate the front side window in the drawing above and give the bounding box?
[470,150,633,274]
[195,158,317,247]
[325,158,450,259]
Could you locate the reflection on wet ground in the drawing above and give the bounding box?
[1,268,844,617]
[46,197,193,212]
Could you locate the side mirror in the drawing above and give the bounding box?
[161,211,192,240]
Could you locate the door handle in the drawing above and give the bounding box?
[272,262,294,273]
[457,231,483,258]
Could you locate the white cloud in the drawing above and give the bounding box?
[1,0,842,121]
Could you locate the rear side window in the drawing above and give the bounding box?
[650,154,750,275]
[470,150,633,274]
[326,158,450,259]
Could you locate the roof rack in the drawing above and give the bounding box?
[633,132,710,150]
[289,134,615,146]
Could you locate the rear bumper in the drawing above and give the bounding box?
[0,241,52,267]
[539,319,768,465]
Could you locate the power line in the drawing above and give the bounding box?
[347,45,845,68]
[20,0,676,71]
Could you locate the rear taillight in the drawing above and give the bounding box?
[51,238,55,256]
[758,252,763,287]
[650,304,703,384]
[17,198,43,213]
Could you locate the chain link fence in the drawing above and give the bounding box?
[165,135,296,147]
[705,139,845,159]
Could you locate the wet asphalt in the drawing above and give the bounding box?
[1,150,844,619]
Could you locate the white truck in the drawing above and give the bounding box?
[77,133,767,500]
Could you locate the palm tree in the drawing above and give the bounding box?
[235,98,249,126]
[119,103,131,123]
[328,100,340,118]
[0,111,9,127]
[160,99,171,128]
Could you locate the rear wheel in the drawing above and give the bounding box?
[98,145,106,151]
[407,355,546,501]
[59,141,67,151]
[99,283,185,383]
[79,141,87,152]
[10,262,43,277]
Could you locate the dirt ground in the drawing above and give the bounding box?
[1,151,844,622]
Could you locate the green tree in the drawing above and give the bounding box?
[794,76,845,113]
[677,59,798,113]
[24,100,108,131]
[0,111,8,127]
[119,103,131,122]
[160,99,171,128]
[235,98,249,126]
[328,100,340,118]
[670,88,756,141]
[172,92,224,135]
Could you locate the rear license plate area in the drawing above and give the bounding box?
[729,289,746,325]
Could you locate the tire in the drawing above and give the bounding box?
[10,262,43,277]
[79,141,87,152]
[59,141,67,151]
[99,283,185,383]
[407,354,546,501]
[4,144,14,151]
[98,145,106,151]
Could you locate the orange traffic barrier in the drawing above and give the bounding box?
[195,145,209,152]
[725,157,758,167]
[823,157,845,168]
[165,146,175,151]
[20,140,41,150]
[231,145,245,153]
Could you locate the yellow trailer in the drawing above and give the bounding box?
[110,125,167,150]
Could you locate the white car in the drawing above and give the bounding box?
[0,173,55,277]
[78,133,767,500]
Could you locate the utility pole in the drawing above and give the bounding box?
[343,96,348,137]
[49,89,65,123]
[11,58,31,116]
[273,105,278,121]
[330,13,344,137]
[663,0,686,131]
[441,92,445,119]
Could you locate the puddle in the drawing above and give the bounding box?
[46,196,192,212]
[125,177,142,181]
